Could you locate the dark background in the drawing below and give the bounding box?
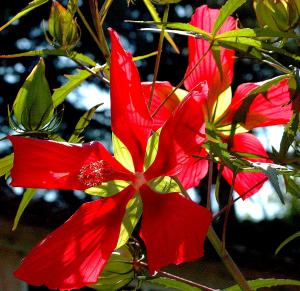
[1,0,300,290]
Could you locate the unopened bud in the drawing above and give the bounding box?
[254,0,300,32]
[47,0,80,50]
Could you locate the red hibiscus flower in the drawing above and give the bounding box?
[144,5,292,198]
[9,29,212,290]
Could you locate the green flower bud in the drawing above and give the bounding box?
[47,0,80,50]
[91,246,135,291]
[254,0,300,32]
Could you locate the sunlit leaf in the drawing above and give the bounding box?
[144,130,160,171]
[112,133,135,173]
[0,49,96,66]
[148,277,200,291]
[212,0,246,35]
[0,154,13,178]
[116,193,143,249]
[68,103,102,143]
[275,231,300,255]
[225,278,300,291]
[143,0,180,53]
[0,0,49,32]
[85,180,131,197]
[13,188,37,230]
[148,176,181,193]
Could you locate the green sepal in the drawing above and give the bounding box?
[112,133,135,173]
[85,180,131,197]
[144,129,161,171]
[148,176,181,193]
[116,193,143,249]
[12,58,53,130]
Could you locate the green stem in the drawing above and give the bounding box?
[148,4,169,109]
[206,158,214,211]
[207,227,252,291]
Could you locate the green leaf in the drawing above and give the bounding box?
[0,154,13,178]
[112,133,135,173]
[85,180,131,197]
[0,0,49,32]
[279,111,299,158]
[13,58,53,130]
[225,278,300,291]
[52,68,100,108]
[13,188,37,230]
[0,49,96,66]
[212,0,246,35]
[148,277,201,291]
[275,231,300,255]
[284,176,300,198]
[144,130,160,171]
[68,103,102,143]
[143,0,180,53]
[116,193,142,249]
[148,176,181,193]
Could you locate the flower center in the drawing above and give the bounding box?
[78,160,114,187]
[132,172,146,191]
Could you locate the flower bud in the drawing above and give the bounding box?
[91,245,135,290]
[253,0,300,32]
[47,0,80,50]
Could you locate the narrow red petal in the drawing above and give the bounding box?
[9,136,134,190]
[109,29,153,172]
[219,78,292,129]
[139,186,212,273]
[141,81,183,130]
[14,187,134,290]
[176,148,209,189]
[145,91,206,179]
[221,133,269,199]
[184,5,236,108]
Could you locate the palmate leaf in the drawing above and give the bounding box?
[275,230,300,255]
[212,0,246,35]
[147,277,201,291]
[13,188,37,230]
[225,278,300,291]
[0,49,97,66]
[0,0,49,32]
[143,0,180,53]
[68,103,102,143]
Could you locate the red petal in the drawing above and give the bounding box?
[221,133,269,199]
[145,91,206,179]
[9,136,134,190]
[184,5,236,109]
[176,148,209,189]
[141,81,184,130]
[139,186,212,273]
[109,29,152,172]
[219,79,292,129]
[14,187,134,290]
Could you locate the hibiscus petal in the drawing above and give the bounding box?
[9,136,134,190]
[14,186,134,290]
[109,29,153,172]
[176,148,209,189]
[221,133,269,199]
[184,5,236,109]
[145,91,206,179]
[219,78,292,129]
[141,81,187,130]
[139,186,212,273]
